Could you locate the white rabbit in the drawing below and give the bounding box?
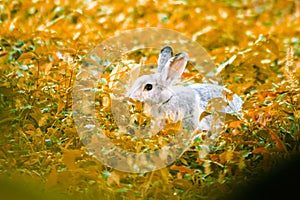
[126,46,243,136]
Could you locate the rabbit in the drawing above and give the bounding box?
[126,46,243,136]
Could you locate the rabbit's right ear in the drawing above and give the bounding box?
[160,52,188,84]
[157,46,173,73]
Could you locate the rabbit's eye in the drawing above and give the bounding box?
[144,84,153,91]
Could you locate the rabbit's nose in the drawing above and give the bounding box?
[126,91,137,102]
[125,90,131,98]
[125,91,136,100]
[126,89,142,102]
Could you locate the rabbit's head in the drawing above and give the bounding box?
[126,46,188,105]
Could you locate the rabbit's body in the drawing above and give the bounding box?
[191,84,225,105]
[191,83,243,114]
[128,72,203,131]
[126,46,243,135]
[149,85,202,131]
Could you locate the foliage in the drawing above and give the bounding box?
[0,0,300,199]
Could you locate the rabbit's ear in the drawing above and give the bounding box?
[160,52,188,84]
[157,46,173,73]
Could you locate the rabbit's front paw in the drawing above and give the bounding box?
[164,110,183,124]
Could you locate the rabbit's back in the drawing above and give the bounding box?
[191,84,243,114]
[191,84,224,102]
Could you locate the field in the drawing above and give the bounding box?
[0,0,300,199]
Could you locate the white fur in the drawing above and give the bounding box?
[126,46,243,134]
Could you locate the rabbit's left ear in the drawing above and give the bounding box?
[160,52,188,84]
[157,46,173,73]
